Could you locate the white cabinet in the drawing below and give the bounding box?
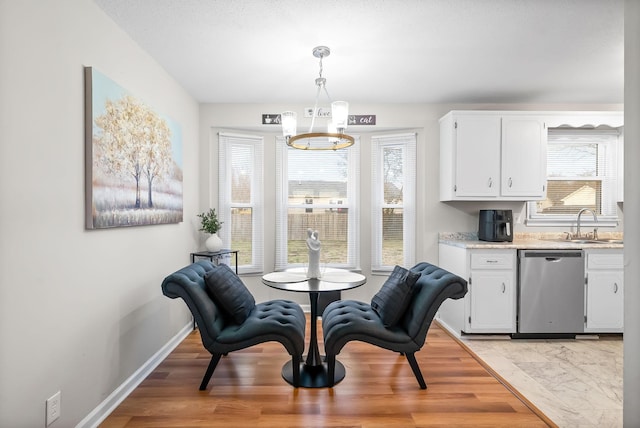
[501,117,547,197]
[438,245,516,334]
[439,111,546,201]
[467,252,517,332]
[439,243,624,336]
[440,113,501,198]
[584,250,624,333]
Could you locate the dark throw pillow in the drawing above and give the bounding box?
[371,265,420,328]
[204,264,255,324]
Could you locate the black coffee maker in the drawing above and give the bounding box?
[478,210,513,242]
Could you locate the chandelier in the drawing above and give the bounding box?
[281,46,354,150]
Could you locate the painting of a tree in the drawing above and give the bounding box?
[85,67,183,229]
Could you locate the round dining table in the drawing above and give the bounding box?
[262,267,366,388]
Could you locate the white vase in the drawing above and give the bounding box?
[205,233,223,252]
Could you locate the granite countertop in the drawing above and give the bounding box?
[439,232,624,250]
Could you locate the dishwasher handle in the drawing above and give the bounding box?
[519,251,584,259]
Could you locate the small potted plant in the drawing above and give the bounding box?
[198,208,224,252]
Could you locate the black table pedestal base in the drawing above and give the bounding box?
[281,359,345,388]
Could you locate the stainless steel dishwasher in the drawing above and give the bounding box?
[517,250,585,336]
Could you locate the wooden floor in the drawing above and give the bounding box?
[101,319,555,427]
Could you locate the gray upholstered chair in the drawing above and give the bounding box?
[322,262,468,389]
[161,260,306,389]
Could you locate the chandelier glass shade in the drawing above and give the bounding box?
[281,46,354,150]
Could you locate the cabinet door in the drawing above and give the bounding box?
[467,270,516,333]
[501,117,546,198]
[454,115,501,198]
[586,270,624,332]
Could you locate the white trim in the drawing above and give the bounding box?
[525,218,619,228]
[370,132,417,271]
[218,132,264,274]
[274,137,289,271]
[527,128,621,224]
[275,137,361,271]
[75,323,193,428]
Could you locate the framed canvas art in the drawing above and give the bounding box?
[84,67,183,229]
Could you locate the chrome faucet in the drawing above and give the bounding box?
[576,208,598,240]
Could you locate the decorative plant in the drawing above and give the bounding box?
[197,208,223,234]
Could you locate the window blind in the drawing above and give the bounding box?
[528,128,620,223]
[218,132,264,273]
[371,133,417,271]
[275,136,360,271]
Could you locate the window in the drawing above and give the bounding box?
[371,133,417,271]
[218,132,263,274]
[219,132,418,274]
[275,137,360,271]
[527,128,620,226]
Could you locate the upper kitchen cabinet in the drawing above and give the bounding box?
[440,111,546,201]
[501,117,546,198]
[439,113,501,199]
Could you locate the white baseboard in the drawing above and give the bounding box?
[75,322,193,428]
[78,305,311,427]
[434,317,462,339]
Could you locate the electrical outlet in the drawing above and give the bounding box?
[46,391,61,426]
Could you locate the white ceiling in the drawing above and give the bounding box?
[93,0,624,105]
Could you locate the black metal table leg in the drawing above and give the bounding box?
[280,291,345,388]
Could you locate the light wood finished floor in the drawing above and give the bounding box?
[100,319,554,427]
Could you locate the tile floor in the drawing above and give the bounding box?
[459,334,623,427]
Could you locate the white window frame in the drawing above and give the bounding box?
[371,133,417,272]
[275,136,360,271]
[526,129,620,227]
[218,132,264,274]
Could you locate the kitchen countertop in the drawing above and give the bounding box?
[439,232,624,250]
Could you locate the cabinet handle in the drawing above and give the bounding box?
[614,282,619,293]
[508,177,513,188]
[501,282,506,293]
[488,177,493,188]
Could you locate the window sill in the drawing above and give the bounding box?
[525,218,619,228]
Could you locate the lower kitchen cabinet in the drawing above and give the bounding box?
[438,243,624,336]
[468,266,516,332]
[438,245,516,334]
[585,249,624,333]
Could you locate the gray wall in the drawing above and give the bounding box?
[625,1,640,426]
[0,1,199,426]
